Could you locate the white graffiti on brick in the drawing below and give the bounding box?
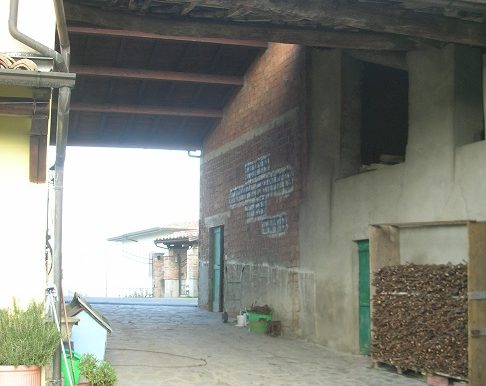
[229,155,293,237]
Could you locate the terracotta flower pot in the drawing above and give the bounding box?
[0,365,41,386]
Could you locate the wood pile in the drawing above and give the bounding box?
[249,304,272,314]
[372,263,467,379]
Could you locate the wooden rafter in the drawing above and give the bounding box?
[64,3,422,51]
[71,65,244,86]
[66,132,203,150]
[0,100,49,116]
[67,26,268,48]
[70,102,223,118]
[148,0,486,47]
[97,38,126,135]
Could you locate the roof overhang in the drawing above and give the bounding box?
[57,0,486,150]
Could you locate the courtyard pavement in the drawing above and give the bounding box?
[93,299,425,386]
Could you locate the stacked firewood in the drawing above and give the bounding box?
[249,304,272,314]
[372,263,467,379]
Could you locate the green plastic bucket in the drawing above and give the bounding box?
[61,351,81,386]
[247,312,272,334]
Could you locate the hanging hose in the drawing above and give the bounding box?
[46,286,74,386]
[61,287,76,385]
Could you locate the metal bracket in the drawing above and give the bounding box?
[470,291,486,300]
[470,328,486,337]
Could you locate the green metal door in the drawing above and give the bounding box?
[211,226,224,312]
[358,239,371,355]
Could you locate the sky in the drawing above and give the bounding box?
[51,146,200,296]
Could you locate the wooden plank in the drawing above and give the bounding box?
[0,101,35,116]
[468,221,486,386]
[64,3,421,51]
[155,0,486,47]
[0,99,50,117]
[29,91,49,184]
[65,135,203,150]
[29,135,47,184]
[70,65,244,86]
[70,102,223,118]
[375,220,471,228]
[67,26,268,48]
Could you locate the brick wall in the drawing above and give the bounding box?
[153,246,199,297]
[164,248,188,280]
[152,253,164,297]
[187,245,199,280]
[204,43,306,154]
[200,43,306,330]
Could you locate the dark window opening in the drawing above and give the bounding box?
[361,63,409,166]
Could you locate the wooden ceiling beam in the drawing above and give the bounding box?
[64,3,422,51]
[64,135,203,151]
[155,0,486,47]
[70,102,223,118]
[0,97,50,116]
[71,65,244,86]
[67,26,268,48]
[0,101,49,116]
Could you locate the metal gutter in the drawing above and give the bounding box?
[0,69,75,88]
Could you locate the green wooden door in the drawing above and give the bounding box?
[211,226,224,312]
[358,239,371,355]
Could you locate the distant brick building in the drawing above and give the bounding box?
[153,229,199,298]
[107,223,197,297]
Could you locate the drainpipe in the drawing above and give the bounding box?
[8,0,67,72]
[9,1,72,384]
[52,0,70,71]
[52,85,70,385]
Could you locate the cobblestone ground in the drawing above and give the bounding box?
[94,300,425,386]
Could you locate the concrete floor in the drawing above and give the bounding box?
[94,299,425,386]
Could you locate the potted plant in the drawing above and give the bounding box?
[78,353,97,385]
[79,354,117,386]
[0,300,60,386]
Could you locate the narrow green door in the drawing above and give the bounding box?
[211,226,224,312]
[358,239,371,355]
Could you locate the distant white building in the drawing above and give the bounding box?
[107,222,197,297]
